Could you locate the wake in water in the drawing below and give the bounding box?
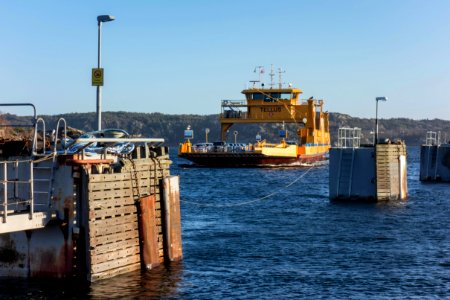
[178,159,329,169]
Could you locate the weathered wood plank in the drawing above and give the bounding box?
[89,188,158,202]
[89,180,133,191]
[91,245,141,265]
[89,190,134,207]
[90,213,138,228]
[89,173,133,183]
[92,238,140,255]
[90,220,138,236]
[89,198,136,210]
[90,230,139,246]
[90,263,141,282]
[89,205,138,220]
[91,255,142,274]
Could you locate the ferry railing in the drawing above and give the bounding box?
[221,100,246,107]
[221,100,247,119]
[337,127,361,148]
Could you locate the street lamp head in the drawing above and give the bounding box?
[376,96,387,102]
[97,15,115,23]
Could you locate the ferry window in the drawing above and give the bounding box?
[264,95,275,102]
[270,93,281,99]
[280,93,291,99]
[251,93,264,100]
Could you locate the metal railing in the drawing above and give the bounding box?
[54,118,68,154]
[1,159,34,222]
[221,100,247,119]
[425,131,440,146]
[221,100,246,106]
[337,127,361,148]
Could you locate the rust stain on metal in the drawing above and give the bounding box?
[63,196,75,216]
[29,225,74,277]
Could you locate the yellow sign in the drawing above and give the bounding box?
[92,68,104,86]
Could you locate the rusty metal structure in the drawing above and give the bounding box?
[0,103,182,281]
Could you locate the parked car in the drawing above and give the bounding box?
[213,141,226,152]
[193,143,213,152]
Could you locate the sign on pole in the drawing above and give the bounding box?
[92,68,104,86]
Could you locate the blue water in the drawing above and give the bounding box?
[2,146,450,299]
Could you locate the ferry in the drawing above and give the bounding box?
[178,67,331,167]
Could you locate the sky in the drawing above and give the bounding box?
[1,0,449,120]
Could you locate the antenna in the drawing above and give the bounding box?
[269,64,275,88]
[249,80,259,88]
[278,68,286,89]
[254,66,265,86]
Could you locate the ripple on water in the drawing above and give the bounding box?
[1,147,449,299]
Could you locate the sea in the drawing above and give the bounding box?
[1,146,450,299]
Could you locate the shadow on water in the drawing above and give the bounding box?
[0,277,90,300]
[0,262,184,299]
[89,262,184,299]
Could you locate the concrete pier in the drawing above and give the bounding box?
[420,131,450,182]
[329,128,407,201]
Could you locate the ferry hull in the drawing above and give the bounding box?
[179,152,327,167]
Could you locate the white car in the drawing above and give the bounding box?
[193,143,213,152]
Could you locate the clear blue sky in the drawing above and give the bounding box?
[1,1,449,120]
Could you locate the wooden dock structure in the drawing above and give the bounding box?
[0,109,182,282]
[82,149,181,281]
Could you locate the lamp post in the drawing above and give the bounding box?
[96,15,115,131]
[205,128,210,143]
[375,96,387,145]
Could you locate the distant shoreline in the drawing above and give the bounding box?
[2,112,449,146]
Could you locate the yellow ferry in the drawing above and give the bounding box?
[179,68,331,167]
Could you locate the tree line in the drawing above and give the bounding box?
[2,111,449,146]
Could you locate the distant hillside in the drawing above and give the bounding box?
[1,111,449,146]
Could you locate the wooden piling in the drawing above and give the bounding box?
[162,176,183,262]
[138,195,160,270]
